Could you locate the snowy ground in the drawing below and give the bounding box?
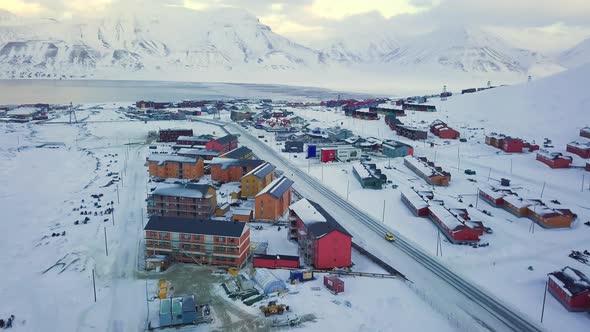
[0,105,458,331]
[234,75,590,331]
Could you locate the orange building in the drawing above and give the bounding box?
[255,176,294,222]
[209,158,264,183]
[144,216,250,267]
[148,155,204,180]
[241,162,276,198]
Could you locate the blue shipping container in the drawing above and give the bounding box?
[290,270,304,282]
[307,145,317,158]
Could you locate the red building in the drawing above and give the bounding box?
[320,148,337,163]
[478,186,513,207]
[430,120,460,139]
[400,190,430,216]
[159,129,194,142]
[252,254,300,269]
[288,199,352,269]
[205,134,238,154]
[548,266,590,312]
[580,127,590,139]
[501,137,524,153]
[566,141,590,159]
[536,151,573,169]
[144,216,250,267]
[428,205,480,243]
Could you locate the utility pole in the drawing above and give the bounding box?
[487,168,491,182]
[382,200,386,223]
[457,141,461,171]
[540,182,546,198]
[541,281,548,323]
[476,188,480,208]
[92,268,97,302]
[346,179,350,201]
[510,159,513,174]
[104,227,109,256]
[111,207,115,226]
[582,174,586,192]
[116,184,120,204]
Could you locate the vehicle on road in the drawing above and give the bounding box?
[385,232,395,242]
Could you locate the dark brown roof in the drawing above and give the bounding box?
[144,216,246,237]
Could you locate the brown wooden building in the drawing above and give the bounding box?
[144,216,250,267]
[210,158,264,183]
[148,183,217,219]
[255,176,294,222]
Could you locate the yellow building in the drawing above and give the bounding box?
[241,162,276,198]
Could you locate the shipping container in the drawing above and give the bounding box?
[307,145,317,158]
[320,149,337,163]
[323,275,344,294]
[159,299,172,327]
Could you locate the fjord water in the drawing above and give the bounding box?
[0,80,371,104]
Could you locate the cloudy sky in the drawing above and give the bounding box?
[1,0,589,52]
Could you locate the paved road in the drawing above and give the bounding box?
[205,119,543,332]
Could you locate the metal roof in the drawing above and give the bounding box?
[548,266,590,296]
[256,176,293,199]
[152,183,213,199]
[210,158,264,170]
[244,162,276,179]
[144,216,247,237]
[290,198,351,239]
[221,146,252,159]
[305,200,352,239]
[213,134,238,145]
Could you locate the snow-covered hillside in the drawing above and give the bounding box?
[434,62,590,147]
[559,37,590,69]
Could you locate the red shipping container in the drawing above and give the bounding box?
[323,275,344,294]
[320,149,336,163]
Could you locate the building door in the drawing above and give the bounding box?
[171,233,179,250]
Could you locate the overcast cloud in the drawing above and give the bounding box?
[1,0,589,52]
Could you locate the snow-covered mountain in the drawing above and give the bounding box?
[316,25,563,83]
[0,7,565,90]
[558,36,590,69]
[0,7,325,79]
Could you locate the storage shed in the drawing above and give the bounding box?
[548,267,590,311]
[253,268,286,295]
[324,275,344,294]
[320,148,337,163]
[536,151,573,169]
[253,254,300,269]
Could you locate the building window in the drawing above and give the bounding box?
[229,238,235,243]
[182,234,191,240]
[182,244,191,250]
[159,232,167,238]
[216,237,225,242]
